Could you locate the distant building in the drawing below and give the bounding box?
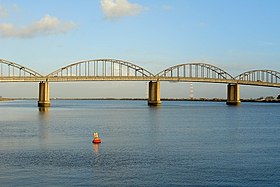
[265,96,275,101]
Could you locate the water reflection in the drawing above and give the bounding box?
[148,105,161,130]
[93,144,100,156]
[39,107,50,112]
[38,107,50,149]
[148,104,161,109]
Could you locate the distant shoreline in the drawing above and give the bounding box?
[0,98,14,101]
[1,97,279,103]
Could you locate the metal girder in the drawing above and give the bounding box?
[156,63,234,80]
[0,77,46,82]
[0,59,43,77]
[235,70,280,84]
[46,76,158,82]
[47,59,155,78]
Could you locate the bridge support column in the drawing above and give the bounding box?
[38,81,50,107]
[226,83,240,105]
[148,81,161,106]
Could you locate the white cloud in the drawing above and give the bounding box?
[162,5,172,11]
[100,0,144,19]
[0,14,77,38]
[0,5,8,18]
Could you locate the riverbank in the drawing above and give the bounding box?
[4,97,280,103]
[0,98,14,101]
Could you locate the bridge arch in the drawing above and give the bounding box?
[0,59,43,77]
[47,59,155,81]
[235,70,280,84]
[156,63,234,82]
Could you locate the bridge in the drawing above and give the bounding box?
[1,58,279,107]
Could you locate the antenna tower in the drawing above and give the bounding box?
[189,83,194,99]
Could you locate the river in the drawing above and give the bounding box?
[0,100,280,186]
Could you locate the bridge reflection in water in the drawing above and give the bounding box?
[0,59,279,106]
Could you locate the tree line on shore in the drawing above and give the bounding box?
[1,95,280,102]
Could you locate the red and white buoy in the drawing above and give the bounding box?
[92,132,101,144]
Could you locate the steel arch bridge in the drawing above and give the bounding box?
[0,59,43,82]
[0,58,280,88]
[46,59,156,81]
[235,70,280,87]
[155,63,236,84]
[1,58,280,107]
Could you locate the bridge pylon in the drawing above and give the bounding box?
[38,81,50,107]
[148,81,161,106]
[226,83,241,105]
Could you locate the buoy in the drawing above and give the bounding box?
[92,139,101,144]
[92,132,101,144]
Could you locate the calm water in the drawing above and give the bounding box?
[0,100,280,186]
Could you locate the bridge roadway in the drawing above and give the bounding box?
[0,59,279,106]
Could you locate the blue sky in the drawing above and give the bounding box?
[0,0,279,99]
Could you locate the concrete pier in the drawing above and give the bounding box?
[148,81,161,106]
[38,81,50,107]
[226,83,241,105]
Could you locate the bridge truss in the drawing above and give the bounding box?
[156,63,235,84]
[0,59,43,82]
[236,70,280,87]
[47,59,156,81]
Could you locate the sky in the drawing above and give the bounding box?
[0,0,279,99]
